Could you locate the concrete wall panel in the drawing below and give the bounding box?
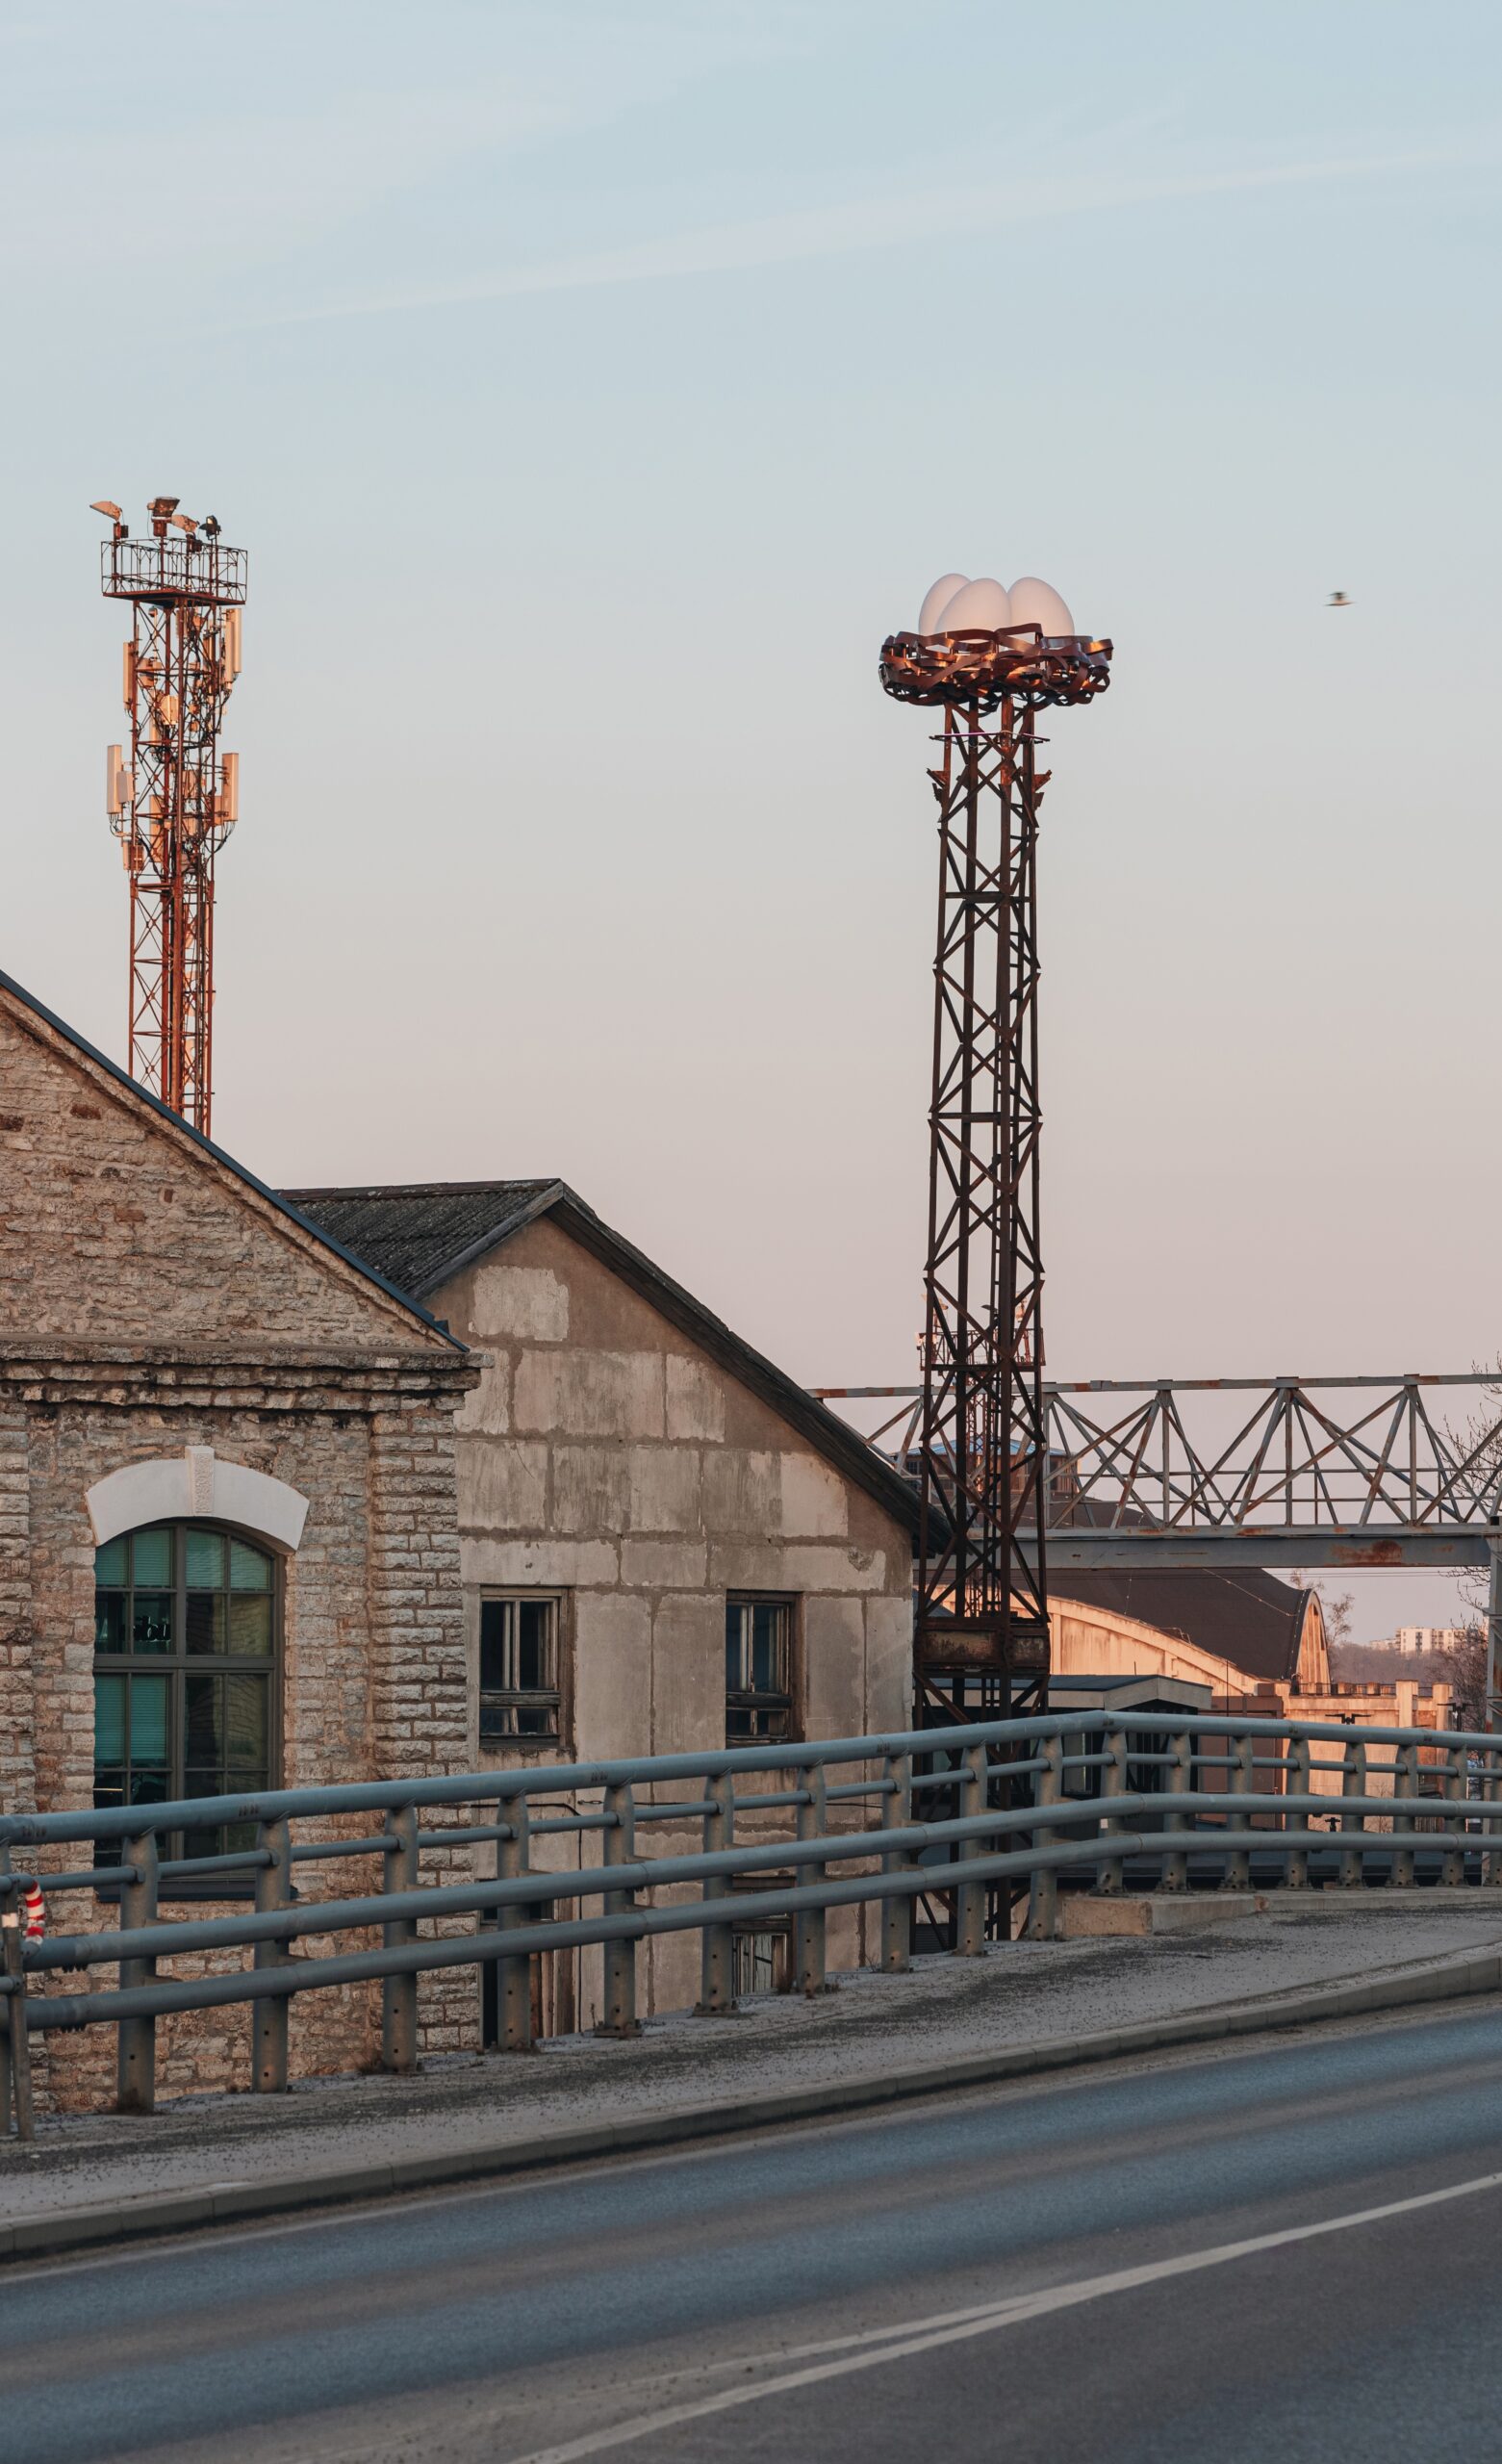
[627,1445,701,1533]
[573,1593,652,1758]
[779,1452,849,1539]
[470,1260,569,1344]
[552,1443,630,1535]
[651,1595,724,1755]
[804,1595,865,1739]
[457,1439,547,1531]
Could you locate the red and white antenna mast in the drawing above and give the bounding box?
[92,497,246,1138]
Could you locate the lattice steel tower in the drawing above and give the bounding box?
[92,497,246,1138]
[879,577,1110,1715]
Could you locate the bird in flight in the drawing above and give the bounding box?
[1328,590,1351,607]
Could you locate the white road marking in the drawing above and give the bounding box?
[509,2165,1502,2464]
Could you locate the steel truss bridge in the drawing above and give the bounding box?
[811,1373,1502,1703]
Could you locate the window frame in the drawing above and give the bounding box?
[725,1593,801,1747]
[475,1588,570,1754]
[91,1519,283,1886]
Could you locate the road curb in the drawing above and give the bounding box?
[6,1946,1500,2263]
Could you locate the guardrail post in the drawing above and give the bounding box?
[1285,1736,1311,1889]
[1093,1732,1129,1897]
[956,1741,988,1955]
[1390,1737,1416,1886]
[796,1761,833,1994]
[1441,1742,1465,1887]
[0,1850,35,2143]
[496,1793,534,2053]
[1484,1743,1502,1890]
[1224,1732,1253,1891]
[696,1772,738,2016]
[879,1752,912,1973]
[596,1782,641,2038]
[1158,1729,1191,1894]
[116,1826,160,2114]
[381,1804,420,2075]
[1026,1734,1063,1938]
[252,1816,293,2092]
[1338,1736,1367,1890]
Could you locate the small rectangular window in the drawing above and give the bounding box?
[726,1597,796,1744]
[479,1594,562,1744]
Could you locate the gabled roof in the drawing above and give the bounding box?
[0,966,464,1351]
[1055,1567,1316,1682]
[287,1179,922,1536]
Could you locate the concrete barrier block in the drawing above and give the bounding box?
[1061,1892,1263,1939]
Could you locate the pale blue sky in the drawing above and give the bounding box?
[3,3,1498,1632]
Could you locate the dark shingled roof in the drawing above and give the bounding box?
[285,1179,922,1538]
[1055,1567,1316,1683]
[282,1181,560,1306]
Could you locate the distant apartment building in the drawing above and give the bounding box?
[1388,1625,1464,1656]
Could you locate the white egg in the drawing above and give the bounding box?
[917,572,969,634]
[1007,577,1075,639]
[935,577,1012,632]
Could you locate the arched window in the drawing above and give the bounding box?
[93,1523,278,1860]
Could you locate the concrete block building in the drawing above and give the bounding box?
[290,1180,921,2028]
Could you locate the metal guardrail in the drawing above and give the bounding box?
[3,1710,1500,2141]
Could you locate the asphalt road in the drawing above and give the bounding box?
[7,2002,1502,2464]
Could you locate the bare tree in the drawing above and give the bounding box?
[1439,1625,1489,1732]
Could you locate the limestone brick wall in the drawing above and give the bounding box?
[432,1215,915,2023]
[0,991,431,1351]
[5,1370,473,2108]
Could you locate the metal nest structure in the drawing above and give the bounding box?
[878,625,1112,712]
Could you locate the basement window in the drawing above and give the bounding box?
[726,1597,796,1745]
[479,1594,562,1745]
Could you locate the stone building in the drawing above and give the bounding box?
[289,1180,921,2027]
[0,968,477,2102]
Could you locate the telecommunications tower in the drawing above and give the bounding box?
[91,497,246,1139]
[880,574,1111,1716]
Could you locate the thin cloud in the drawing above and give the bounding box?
[235,137,1495,330]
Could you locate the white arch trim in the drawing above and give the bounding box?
[86,1450,309,1553]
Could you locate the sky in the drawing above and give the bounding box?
[2,2,1498,1638]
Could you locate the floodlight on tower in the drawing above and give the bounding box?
[880,571,1111,1720]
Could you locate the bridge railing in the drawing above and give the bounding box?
[3,1709,1500,2139]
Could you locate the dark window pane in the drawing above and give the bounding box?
[94,1592,126,1652]
[229,1540,271,1592]
[186,1592,226,1654]
[227,1595,272,1656]
[224,1674,269,1772]
[479,1598,511,1690]
[132,1528,172,1587]
[518,1601,551,1691]
[183,1767,221,1803]
[129,1675,170,1766]
[132,1593,174,1653]
[128,1770,169,1808]
[93,1767,126,1818]
[184,1673,223,1766]
[186,1528,224,1589]
[94,1675,125,1765]
[94,1537,126,1586]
